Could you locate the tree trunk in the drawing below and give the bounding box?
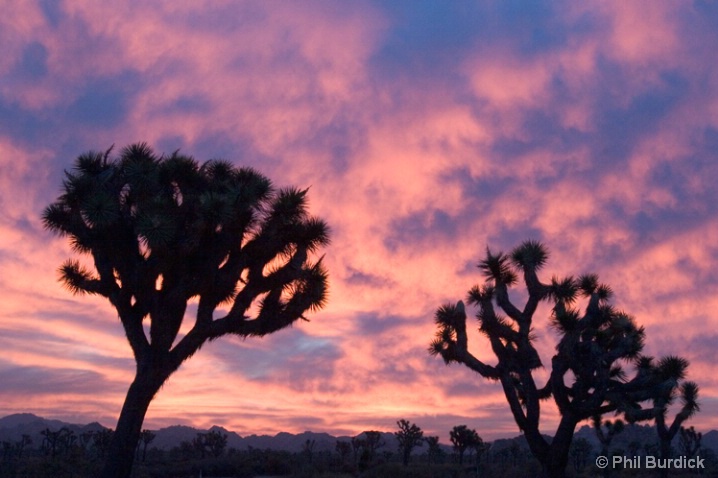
[659,438,671,478]
[521,424,550,473]
[541,415,578,478]
[100,364,169,478]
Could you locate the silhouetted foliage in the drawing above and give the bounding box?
[569,437,592,473]
[192,430,227,459]
[593,417,624,478]
[593,416,624,458]
[679,425,702,458]
[394,419,423,466]
[449,425,480,465]
[424,435,442,465]
[4,427,718,478]
[429,240,696,477]
[43,143,330,478]
[40,428,75,459]
[92,429,114,460]
[138,429,155,462]
[335,439,352,468]
[352,430,385,470]
[302,438,316,464]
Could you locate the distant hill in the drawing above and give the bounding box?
[1,413,715,456]
[151,426,400,453]
[0,414,402,453]
[704,430,718,453]
[0,413,106,449]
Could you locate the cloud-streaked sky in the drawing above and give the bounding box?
[2,1,718,442]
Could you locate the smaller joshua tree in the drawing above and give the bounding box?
[593,416,624,478]
[593,416,624,459]
[335,440,352,466]
[650,366,699,476]
[425,436,441,464]
[193,430,228,459]
[394,419,423,466]
[569,438,592,473]
[449,425,480,465]
[138,430,155,462]
[679,426,702,458]
[430,240,695,478]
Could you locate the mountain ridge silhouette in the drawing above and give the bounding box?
[2,413,716,455]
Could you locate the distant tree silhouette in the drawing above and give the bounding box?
[177,440,196,460]
[364,430,385,462]
[351,430,384,470]
[1,435,32,462]
[430,240,694,478]
[593,416,624,478]
[424,435,441,464]
[449,425,480,465]
[16,434,31,460]
[79,431,95,455]
[506,441,521,467]
[1,441,12,462]
[138,429,155,462]
[41,428,62,458]
[627,439,641,459]
[93,429,114,459]
[39,426,76,458]
[593,416,624,459]
[43,143,329,478]
[193,430,228,458]
[394,419,423,466]
[335,440,351,466]
[643,441,659,459]
[679,426,702,458]
[473,435,488,467]
[350,436,363,467]
[302,438,316,464]
[569,437,592,473]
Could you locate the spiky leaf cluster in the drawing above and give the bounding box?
[429,302,465,364]
[478,248,518,285]
[510,239,548,271]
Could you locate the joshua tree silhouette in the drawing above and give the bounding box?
[430,240,696,478]
[651,365,699,477]
[43,143,330,478]
[449,424,480,465]
[394,419,423,465]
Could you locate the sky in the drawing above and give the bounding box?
[1,0,718,443]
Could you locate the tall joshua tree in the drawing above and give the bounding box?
[43,143,329,478]
[430,240,692,478]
